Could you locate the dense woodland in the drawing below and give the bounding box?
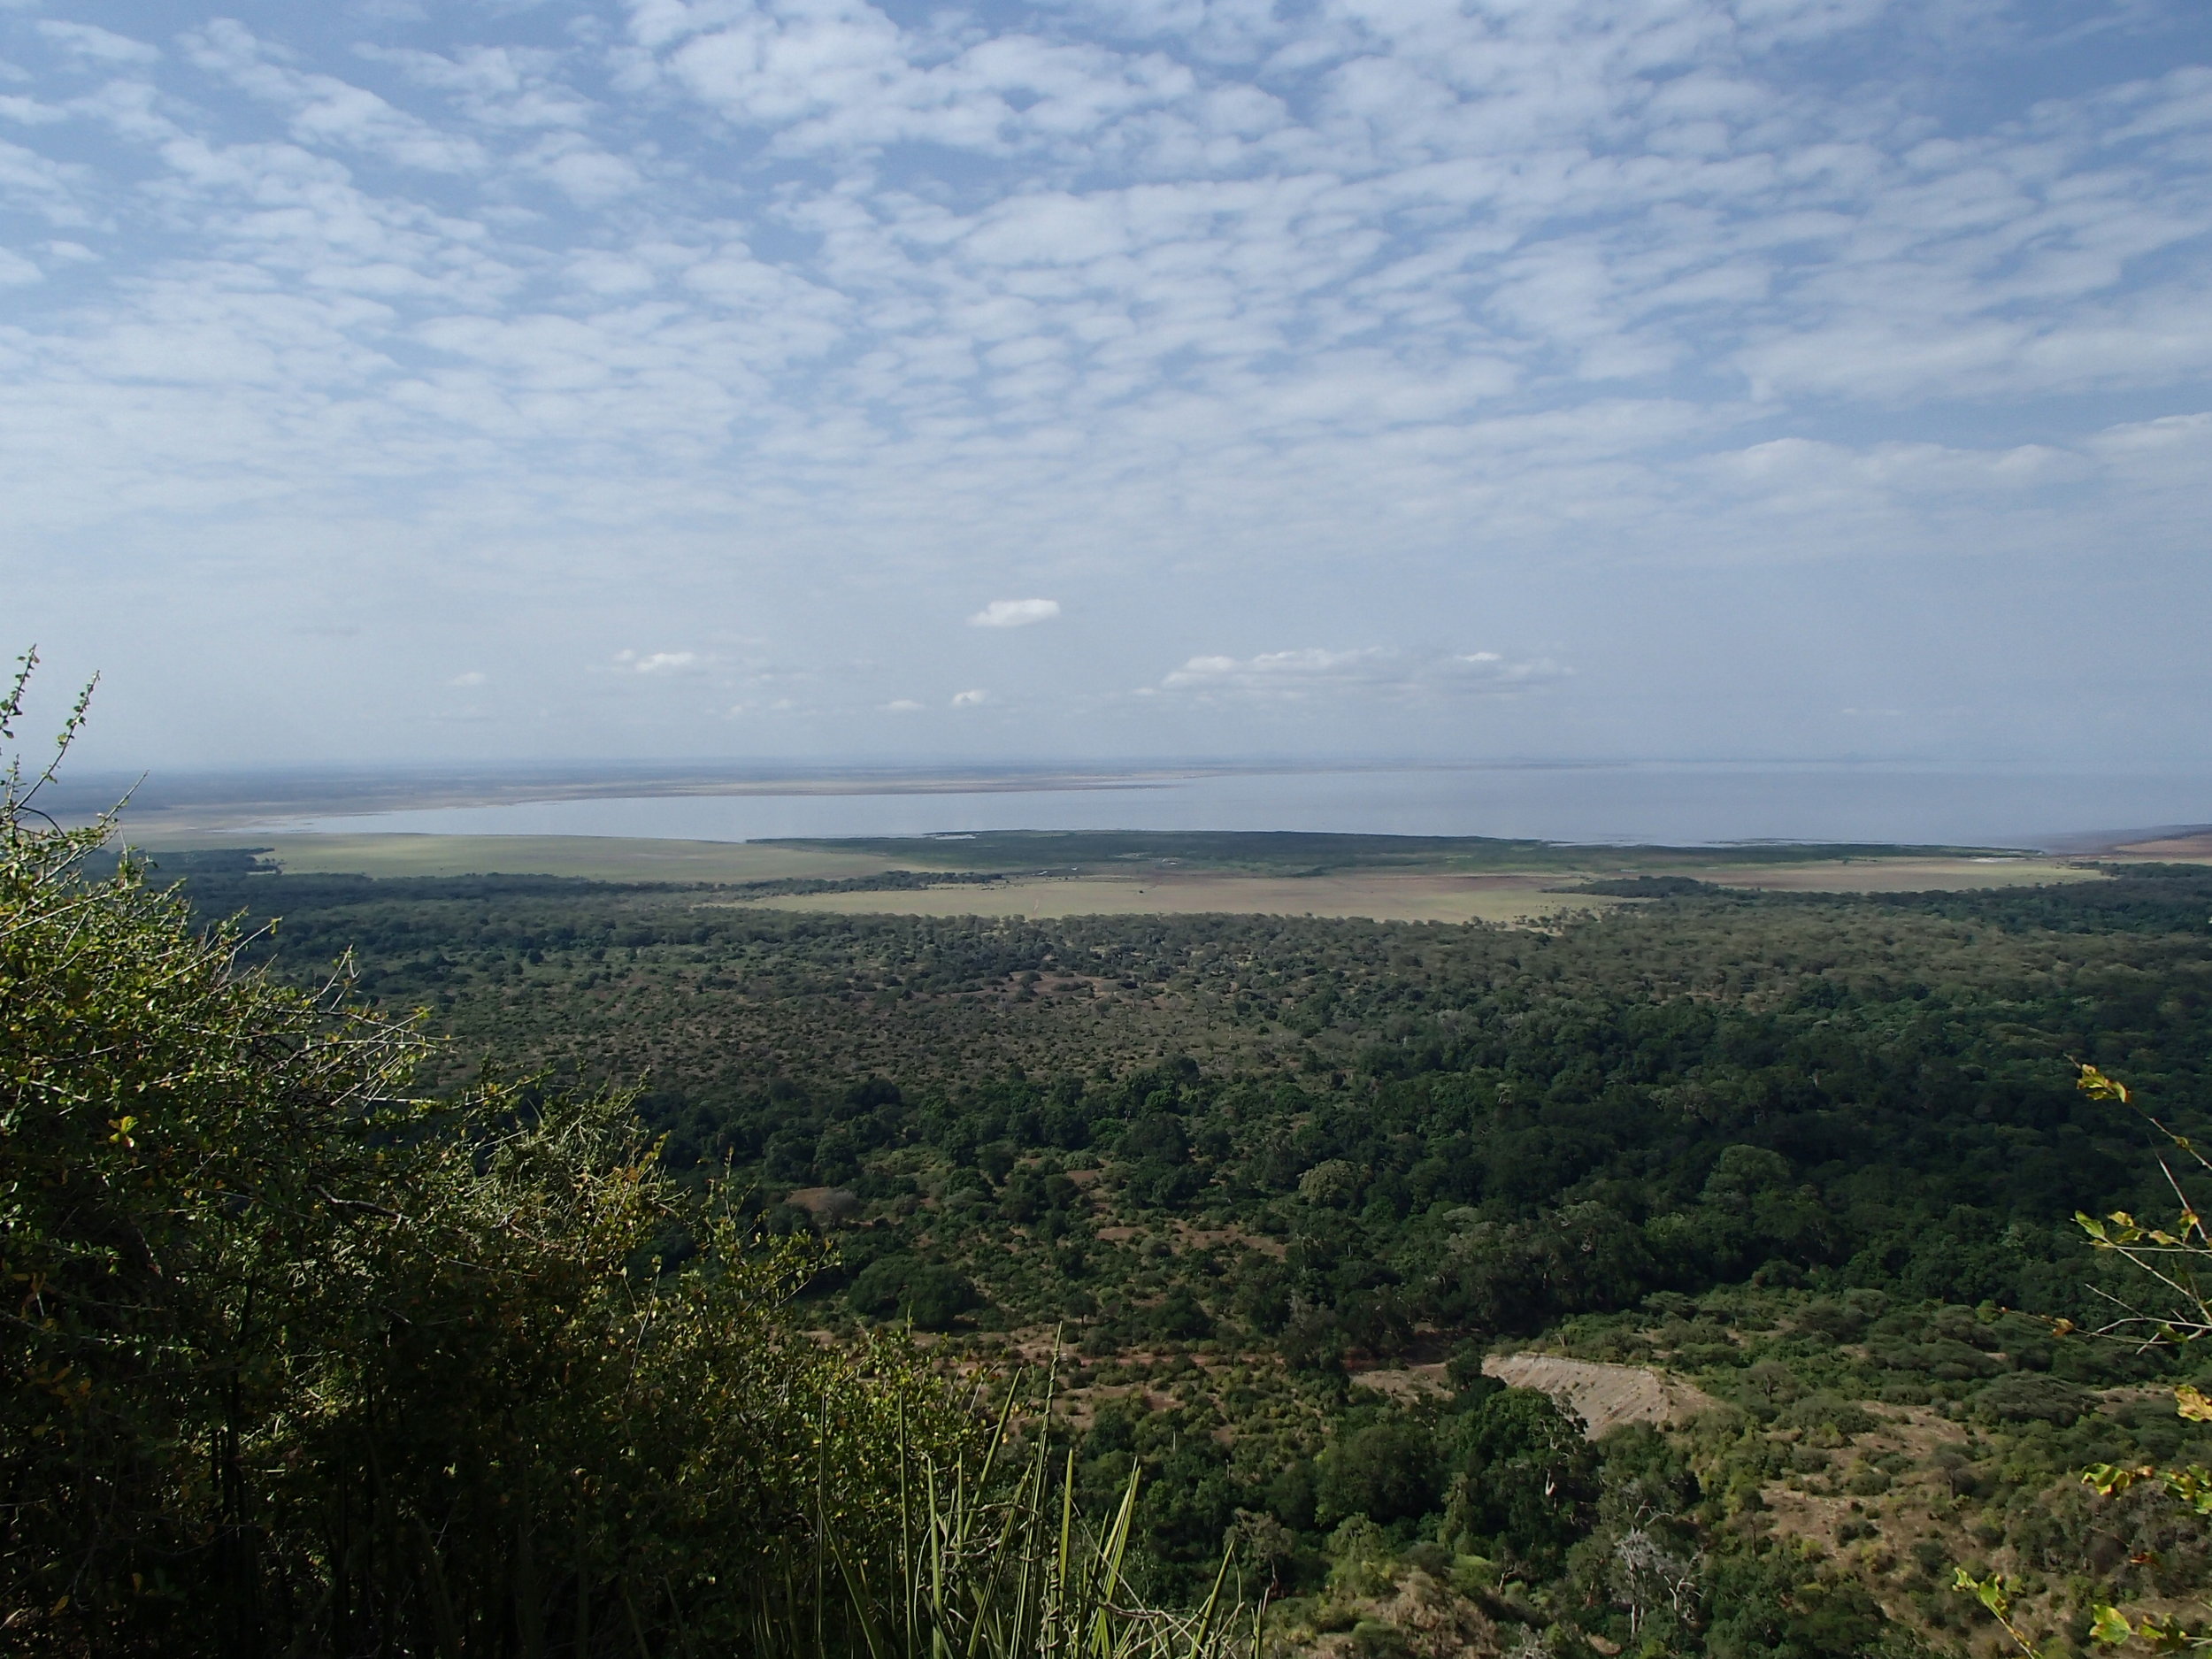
[134,851,2212,1656]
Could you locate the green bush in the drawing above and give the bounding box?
[847,1255,980,1329]
[1774,1393,1878,1437]
[1316,1420,1436,1526]
[0,672,974,1655]
[1973,1372,2091,1426]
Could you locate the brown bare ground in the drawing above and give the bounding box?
[1480,1354,1720,1437]
[1348,1362,1455,1404]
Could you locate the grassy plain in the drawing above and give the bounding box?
[135,833,2105,920]
[741,856,2102,923]
[750,827,2005,874]
[154,833,902,883]
[738,872,1624,925]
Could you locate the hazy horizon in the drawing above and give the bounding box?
[5,1,2209,774]
[46,754,2212,851]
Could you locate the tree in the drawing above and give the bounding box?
[1440,1386,1599,1571]
[1314,1419,1436,1527]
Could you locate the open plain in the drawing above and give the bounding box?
[142,833,907,883]
[737,854,2101,922]
[738,871,1627,925]
[135,833,2110,923]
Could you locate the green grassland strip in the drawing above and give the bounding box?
[734,874,1622,925]
[752,829,2027,875]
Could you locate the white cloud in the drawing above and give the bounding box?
[524,133,643,204]
[615,649,700,674]
[182,20,488,173]
[881,697,925,712]
[1161,649,1372,689]
[448,669,488,687]
[354,42,594,129]
[1,1,2208,766]
[1154,648,1561,701]
[631,1,1193,159]
[968,597,1061,628]
[35,21,158,65]
[950,687,987,706]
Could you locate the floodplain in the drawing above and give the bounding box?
[146,830,2108,925]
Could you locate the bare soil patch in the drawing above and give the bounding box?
[1480,1354,1719,1437]
[1348,1362,1455,1403]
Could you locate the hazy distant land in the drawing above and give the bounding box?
[58,761,1274,834]
[65,758,2208,926]
[109,826,2133,926]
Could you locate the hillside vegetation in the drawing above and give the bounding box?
[141,843,2212,1655]
[2,684,1254,1658]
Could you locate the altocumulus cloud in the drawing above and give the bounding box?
[35,20,159,65]
[969,600,1060,629]
[0,1,2206,765]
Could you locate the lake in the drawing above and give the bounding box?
[273,762,2212,849]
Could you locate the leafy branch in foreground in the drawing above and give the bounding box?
[1953,1064,2212,1655]
[2072,1064,2212,1348]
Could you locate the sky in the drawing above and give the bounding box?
[3,0,2209,771]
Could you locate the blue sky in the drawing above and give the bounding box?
[4,0,2208,768]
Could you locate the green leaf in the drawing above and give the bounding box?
[2089,1605,2134,1647]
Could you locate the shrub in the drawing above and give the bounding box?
[849,1255,981,1329]
[1974,1372,2092,1426]
[1774,1392,1878,1437]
